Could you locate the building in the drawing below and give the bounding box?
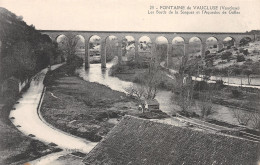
[84,116,260,165]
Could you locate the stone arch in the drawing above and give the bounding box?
[239,37,252,47]
[172,36,185,45]
[205,37,218,54]
[167,36,185,70]
[55,34,68,43]
[122,36,136,61]
[136,36,153,65]
[74,35,85,61]
[223,36,236,49]
[138,36,152,50]
[188,36,202,58]
[88,35,102,65]
[105,35,119,63]
[55,34,68,61]
[155,36,169,63]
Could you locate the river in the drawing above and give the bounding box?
[77,58,240,125]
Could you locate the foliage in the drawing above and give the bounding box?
[236,54,246,62]
[58,33,79,63]
[231,89,242,98]
[221,51,232,60]
[106,38,119,62]
[125,84,144,102]
[156,44,168,62]
[0,7,59,83]
[140,60,162,99]
[172,56,195,112]
[193,81,209,91]
[243,69,253,84]
[242,49,249,56]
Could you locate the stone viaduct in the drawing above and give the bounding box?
[40,30,255,68]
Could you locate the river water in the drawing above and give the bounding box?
[77,58,239,124]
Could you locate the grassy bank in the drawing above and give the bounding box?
[41,58,169,143]
[0,78,61,165]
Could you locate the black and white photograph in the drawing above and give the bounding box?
[0,0,260,164]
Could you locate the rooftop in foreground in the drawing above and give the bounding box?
[84,116,260,165]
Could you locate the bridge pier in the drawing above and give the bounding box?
[184,42,189,56]
[217,43,224,51]
[85,40,90,68]
[201,42,206,58]
[117,41,122,65]
[101,39,106,68]
[0,41,1,70]
[166,43,171,68]
[134,41,139,61]
[151,43,156,60]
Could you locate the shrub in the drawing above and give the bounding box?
[221,51,232,60]
[231,89,242,98]
[193,81,208,91]
[237,55,245,62]
[217,48,225,53]
[242,49,249,56]
[215,80,224,89]
[205,50,210,56]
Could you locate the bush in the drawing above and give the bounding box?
[215,80,224,89]
[237,55,245,62]
[193,81,208,91]
[231,89,242,98]
[242,49,249,56]
[109,64,126,76]
[221,51,232,60]
[239,48,244,53]
[205,50,210,56]
[217,48,225,53]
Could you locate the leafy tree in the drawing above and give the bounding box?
[172,56,195,112]
[243,69,253,85]
[58,33,79,63]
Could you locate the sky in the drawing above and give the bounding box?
[1,0,259,32]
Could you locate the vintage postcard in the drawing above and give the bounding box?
[0,0,259,164]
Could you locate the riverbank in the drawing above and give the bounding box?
[110,62,260,129]
[0,77,61,165]
[41,60,169,143]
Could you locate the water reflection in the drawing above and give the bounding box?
[77,58,181,116]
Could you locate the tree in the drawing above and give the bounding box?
[199,87,216,118]
[250,110,260,130]
[142,59,162,99]
[59,33,79,62]
[232,103,251,126]
[125,84,145,101]
[125,59,162,101]
[172,55,195,112]
[106,37,118,62]
[243,69,252,85]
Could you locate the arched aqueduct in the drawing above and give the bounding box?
[40,30,256,68]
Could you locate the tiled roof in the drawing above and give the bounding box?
[84,116,260,165]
